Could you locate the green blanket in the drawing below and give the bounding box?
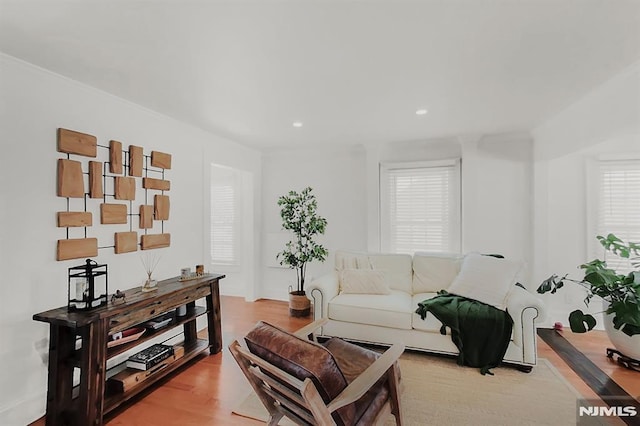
[415,292,513,375]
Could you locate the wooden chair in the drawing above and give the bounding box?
[229,318,404,425]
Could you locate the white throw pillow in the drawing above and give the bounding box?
[339,269,390,294]
[335,251,372,271]
[447,253,521,310]
[412,252,463,293]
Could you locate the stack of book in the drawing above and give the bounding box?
[126,344,174,371]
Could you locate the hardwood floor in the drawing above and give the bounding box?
[30,296,639,425]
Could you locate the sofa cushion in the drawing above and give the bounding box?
[411,293,450,333]
[335,250,372,271]
[412,252,462,293]
[329,290,413,330]
[244,321,355,425]
[447,253,521,310]
[368,253,413,293]
[339,269,390,294]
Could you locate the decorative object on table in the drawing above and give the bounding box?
[143,314,173,331]
[67,259,108,311]
[110,289,126,304]
[107,327,145,348]
[141,252,161,292]
[126,343,174,371]
[537,233,640,367]
[176,305,187,316]
[277,187,328,317]
[180,267,191,279]
[178,265,210,281]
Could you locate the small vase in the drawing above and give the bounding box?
[141,278,158,292]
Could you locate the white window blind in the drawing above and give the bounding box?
[210,165,241,265]
[593,159,640,273]
[380,160,461,254]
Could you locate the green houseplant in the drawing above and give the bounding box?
[277,187,328,317]
[537,234,640,336]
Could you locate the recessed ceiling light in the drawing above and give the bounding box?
[415,109,428,116]
[292,121,303,128]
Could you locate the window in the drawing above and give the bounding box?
[380,159,461,254]
[210,164,242,266]
[591,158,640,273]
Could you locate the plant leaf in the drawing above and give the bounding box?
[568,310,596,333]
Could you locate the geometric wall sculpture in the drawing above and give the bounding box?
[57,237,98,261]
[140,205,154,229]
[143,177,171,191]
[141,233,171,250]
[154,195,170,221]
[100,204,128,224]
[151,151,172,169]
[114,176,136,200]
[57,212,92,227]
[109,140,123,174]
[129,145,143,177]
[56,128,172,260]
[114,231,138,254]
[57,159,85,198]
[89,161,103,198]
[57,128,97,157]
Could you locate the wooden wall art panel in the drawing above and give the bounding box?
[57,212,93,227]
[154,195,170,220]
[109,140,123,174]
[57,128,97,157]
[114,232,138,254]
[151,151,172,169]
[57,159,85,198]
[114,176,136,200]
[141,233,171,250]
[89,161,103,198]
[129,145,143,177]
[100,203,128,224]
[143,178,170,191]
[57,238,98,261]
[139,205,153,229]
[56,129,172,260]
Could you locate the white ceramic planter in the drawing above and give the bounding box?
[604,303,640,360]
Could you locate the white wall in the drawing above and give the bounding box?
[367,135,532,266]
[0,54,261,425]
[260,145,368,300]
[532,62,640,328]
[261,134,534,300]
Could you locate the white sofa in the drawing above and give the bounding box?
[307,251,546,371]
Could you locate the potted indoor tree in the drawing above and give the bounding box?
[537,234,640,362]
[277,187,328,317]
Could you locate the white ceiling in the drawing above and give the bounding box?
[1,0,639,150]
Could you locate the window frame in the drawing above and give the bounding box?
[379,159,462,255]
[586,155,640,273]
[210,164,243,267]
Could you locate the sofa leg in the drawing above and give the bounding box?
[517,365,533,373]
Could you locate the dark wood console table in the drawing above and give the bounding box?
[33,274,225,426]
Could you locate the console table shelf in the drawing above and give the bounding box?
[33,274,224,426]
[106,305,207,358]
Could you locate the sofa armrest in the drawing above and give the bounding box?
[506,285,546,353]
[307,272,339,322]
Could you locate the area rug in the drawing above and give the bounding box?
[232,352,583,425]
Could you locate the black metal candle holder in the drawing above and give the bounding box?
[68,259,108,312]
